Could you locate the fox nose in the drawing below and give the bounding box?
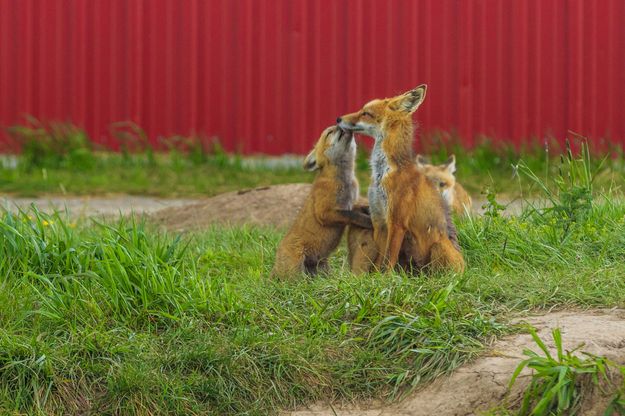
[336,117,342,124]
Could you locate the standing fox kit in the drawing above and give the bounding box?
[271,126,372,279]
[338,85,464,273]
[416,154,473,216]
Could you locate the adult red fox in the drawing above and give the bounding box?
[416,154,473,216]
[271,126,372,279]
[338,85,464,273]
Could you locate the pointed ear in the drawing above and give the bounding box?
[391,84,427,113]
[444,154,456,174]
[303,149,318,171]
[415,154,428,167]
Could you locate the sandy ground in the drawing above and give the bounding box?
[2,184,525,230]
[0,195,198,217]
[287,309,625,416]
[150,184,312,230]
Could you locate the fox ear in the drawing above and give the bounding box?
[415,154,428,167]
[444,154,456,174]
[303,150,318,171]
[392,84,427,113]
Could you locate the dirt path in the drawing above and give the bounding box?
[148,184,528,232]
[287,309,625,416]
[2,184,525,229]
[0,195,199,217]
[150,184,312,230]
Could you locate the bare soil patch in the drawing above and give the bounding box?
[150,183,311,231]
[148,184,526,232]
[287,309,625,416]
[3,184,522,230]
[1,195,197,217]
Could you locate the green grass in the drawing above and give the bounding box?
[0,210,500,414]
[2,119,625,197]
[507,328,617,416]
[1,189,625,414]
[0,153,315,197]
[485,328,625,416]
[2,145,623,198]
[2,118,317,197]
[2,122,625,414]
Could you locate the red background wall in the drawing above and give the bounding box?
[1,0,624,154]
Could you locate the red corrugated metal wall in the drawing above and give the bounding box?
[1,0,624,154]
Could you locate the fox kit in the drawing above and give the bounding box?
[416,154,473,215]
[348,153,470,273]
[271,126,372,279]
[338,85,464,273]
[346,197,379,274]
[347,218,413,274]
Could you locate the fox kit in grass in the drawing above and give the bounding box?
[347,197,414,274]
[271,126,372,279]
[346,196,380,274]
[338,85,464,273]
[348,154,471,273]
[416,154,473,216]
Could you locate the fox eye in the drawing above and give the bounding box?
[439,182,447,188]
[361,111,373,118]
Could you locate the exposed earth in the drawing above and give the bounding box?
[150,183,312,230]
[3,183,523,231]
[287,309,625,416]
[1,194,197,217]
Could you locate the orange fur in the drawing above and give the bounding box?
[347,197,379,274]
[416,154,473,216]
[347,199,418,274]
[271,126,372,279]
[339,86,464,273]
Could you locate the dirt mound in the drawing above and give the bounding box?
[150,183,311,231]
[288,309,625,416]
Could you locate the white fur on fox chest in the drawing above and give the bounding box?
[441,187,454,207]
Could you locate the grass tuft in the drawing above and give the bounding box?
[496,328,624,416]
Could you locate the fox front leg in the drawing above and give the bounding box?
[335,209,373,229]
[352,203,370,216]
[313,199,373,229]
[384,223,406,272]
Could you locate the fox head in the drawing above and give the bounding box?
[416,154,457,202]
[337,85,427,139]
[303,126,355,171]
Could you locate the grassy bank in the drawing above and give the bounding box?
[2,121,625,414]
[2,146,623,198]
[0,153,315,197]
[1,189,625,414]
[2,120,624,197]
